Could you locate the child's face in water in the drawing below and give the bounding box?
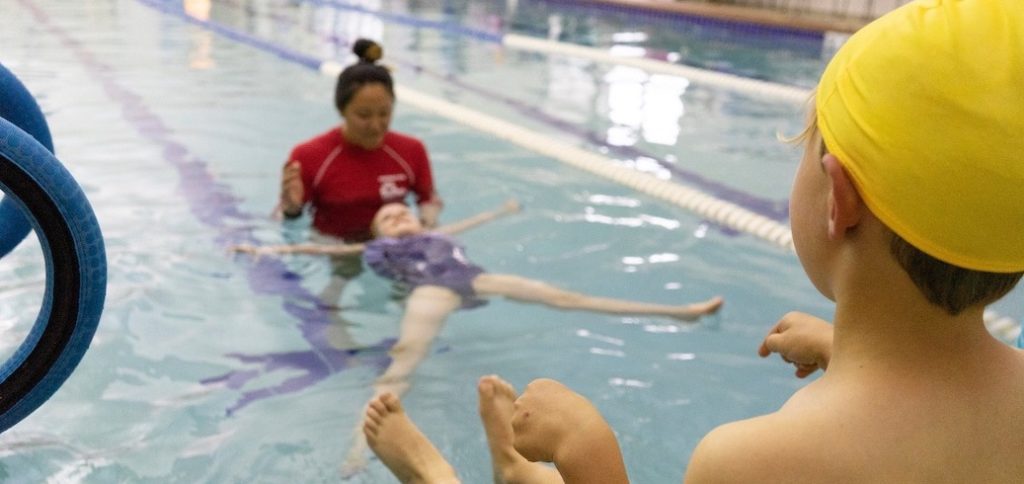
[373,203,423,238]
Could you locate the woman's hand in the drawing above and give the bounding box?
[417,198,442,229]
[280,161,304,217]
[758,312,834,378]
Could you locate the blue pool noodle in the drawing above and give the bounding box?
[0,63,54,257]
[0,64,106,433]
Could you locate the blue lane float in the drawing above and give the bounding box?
[0,64,106,433]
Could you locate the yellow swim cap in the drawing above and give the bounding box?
[816,0,1024,273]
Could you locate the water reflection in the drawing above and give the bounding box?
[534,9,695,152]
[541,14,690,154]
[621,253,681,266]
[578,206,681,230]
[603,65,689,149]
[184,0,214,69]
[582,194,642,208]
[184,0,210,19]
[308,1,384,61]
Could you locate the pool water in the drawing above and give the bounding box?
[0,0,1020,482]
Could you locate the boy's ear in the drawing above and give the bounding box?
[823,153,864,241]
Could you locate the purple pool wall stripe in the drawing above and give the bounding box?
[138,0,322,70]
[303,0,505,44]
[526,0,825,39]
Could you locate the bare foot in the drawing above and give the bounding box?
[673,296,724,322]
[480,375,523,482]
[363,393,460,484]
[479,376,564,484]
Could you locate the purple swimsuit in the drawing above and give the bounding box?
[364,233,488,309]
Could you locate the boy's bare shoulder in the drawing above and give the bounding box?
[685,350,1024,483]
[685,380,905,483]
[684,410,834,484]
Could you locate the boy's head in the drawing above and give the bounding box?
[372,203,423,239]
[804,0,1024,313]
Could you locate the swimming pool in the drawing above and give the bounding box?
[1,0,1020,482]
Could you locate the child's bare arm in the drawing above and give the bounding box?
[229,242,365,257]
[435,199,520,236]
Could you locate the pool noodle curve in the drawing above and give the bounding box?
[0,62,106,433]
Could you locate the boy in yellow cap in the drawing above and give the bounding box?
[357,0,1024,482]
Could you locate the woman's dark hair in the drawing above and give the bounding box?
[352,39,383,64]
[334,39,393,112]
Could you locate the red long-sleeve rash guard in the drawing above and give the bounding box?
[287,128,438,242]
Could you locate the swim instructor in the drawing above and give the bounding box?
[279,39,443,256]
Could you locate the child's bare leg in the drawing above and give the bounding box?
[473,274,723,321]
[318,256,364,348]
[318,274,349,310]
[478,375,565,484]
[363,392,460,484]
[343,285,462,476]
[374,285,462,396]
[512,379,629,484]
[318,250,363,309]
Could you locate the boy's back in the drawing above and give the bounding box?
[692,339,1024,482]
[687,0,1024,481]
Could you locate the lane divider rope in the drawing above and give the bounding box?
[502,34,812,103]
[321,61,795,250]
[152,0,1022,344]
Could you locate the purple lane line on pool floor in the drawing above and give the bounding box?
[18,0,393,416]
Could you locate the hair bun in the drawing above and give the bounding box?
[352,39,383,64]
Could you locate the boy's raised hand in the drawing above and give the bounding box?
[758,312,834,378]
